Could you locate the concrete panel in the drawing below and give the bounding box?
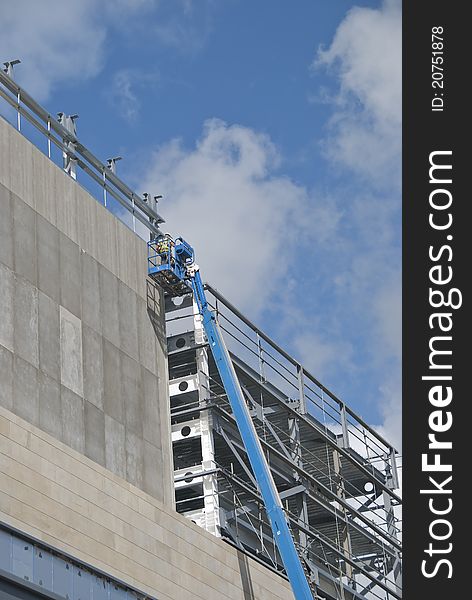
[0,183,13,269]
[146,281,167,376]
[105,415,126,479]
[76,187,99,260]
[0,263,14,352]
[103,339,123,423]
[96,205,118,276]
[156,330,169,394]
[59,233,81,318]
[84,400,105,466]
[122,353,142,436]
[8,126,34,206]
[82,325,104,411]
[135,236,147,300]
[61,386,85,453]
[143,440,165,504]
[0,345,13,411]
[13,195,37,286]
[13,355,39,426]
[55,170,78,244]
[137,298,158,376]
[38,372,62,440]
[13,275,39,368]
[0,119,11,189]
[158,357,173,509]
[37,214,60,303]
[118,282,139,361]
[116,220,138,295]
[126,430,144,489]
[81,253,101,334]
[59,306,83,397]
[146,279,165,322]
[38,291,60,381]
[99,266,120,347]
[32,148,57,227]
[141,366,161,448]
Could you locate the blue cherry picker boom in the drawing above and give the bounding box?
[148,234,315,600]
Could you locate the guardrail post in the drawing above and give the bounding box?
[296,365,307,414]
[57,112,79,180]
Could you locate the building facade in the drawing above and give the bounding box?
[0,71,401,600]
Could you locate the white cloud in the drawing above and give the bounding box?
[375,371,402,450]
[151,0,216,54]
[111,71,139,122]
[311,0,402,444]
[140,118,331,314]
[315,0,401,184]
[372,272,402,361]
[109,69,159,122]
[368,264,402,450]
[292,331,354,383]
[0,0,159,102]
[109,0,157,13]
[0,0,106,101]
[317,0,401,125]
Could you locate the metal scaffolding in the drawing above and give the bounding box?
[165,285,402,600]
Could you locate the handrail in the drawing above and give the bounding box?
[0,69,164,238]
[205,283,398,454]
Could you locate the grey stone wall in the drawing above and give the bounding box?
[0,116,173,507]
[0,406,294,600]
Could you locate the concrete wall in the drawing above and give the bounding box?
[0,116,173,507]
[0,406,293,600]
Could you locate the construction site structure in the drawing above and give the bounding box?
[148,236,315,599]
[0,65,401,600]
[164,283,402,600]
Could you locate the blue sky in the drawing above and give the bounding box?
[1,0,401,446]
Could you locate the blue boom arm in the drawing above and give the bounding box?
[190,269,314,600]
[148,237,314,600]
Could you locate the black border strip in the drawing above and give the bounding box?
[403,3,466,597]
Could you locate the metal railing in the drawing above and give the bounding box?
[0,68,164,239]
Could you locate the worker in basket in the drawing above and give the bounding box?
[156,235,170,255]
[156,235,174,266]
